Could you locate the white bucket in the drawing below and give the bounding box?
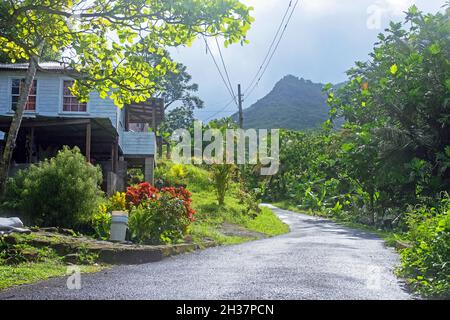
[109,211,128,242]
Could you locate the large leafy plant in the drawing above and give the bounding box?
[3,146,103,228]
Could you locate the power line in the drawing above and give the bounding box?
[203,37,237,106]
[202,37,239,122]
[244,0,293,96]
[246,0,300,101]
[246,0,299,100]
[215,37,237,101]
[196,110,235,113]
[202,0,300,122]
[204,96,236,122]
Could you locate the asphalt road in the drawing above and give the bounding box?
[0,205,412,300]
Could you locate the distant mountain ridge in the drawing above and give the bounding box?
[233,75,332,130]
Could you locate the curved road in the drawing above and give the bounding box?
[0,205,412,300]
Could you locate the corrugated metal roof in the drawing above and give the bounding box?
[0,62,69,71]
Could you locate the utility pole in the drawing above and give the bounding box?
[237,84,245,183]
[237,84,244,129]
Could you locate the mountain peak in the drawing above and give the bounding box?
[272,75,322,94]
[233,75,330,130]
[279,74,299,82]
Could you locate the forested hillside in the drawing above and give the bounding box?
[233,75,331,130]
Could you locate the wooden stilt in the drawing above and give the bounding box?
[86,121,91,162]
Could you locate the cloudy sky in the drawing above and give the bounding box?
[169,0,445,121]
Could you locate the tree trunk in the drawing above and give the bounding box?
[0,55,39,196]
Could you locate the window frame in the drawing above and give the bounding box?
[9,78,38,113]
[60,79,89,114]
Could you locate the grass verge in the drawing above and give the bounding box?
[0,261,104,291]
[0,233,108,291]
[245,206,290,236]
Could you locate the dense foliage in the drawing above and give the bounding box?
[91,182,196,244]
[92,192,127,240]
[126,183,195,244]
[126,182,159,208]
[247,6,449,297]
[129,189,193,244]
[400,194,450,297]
[3,147,103,228]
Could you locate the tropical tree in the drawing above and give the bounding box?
[135,46,204,113]
[137,49,202,135]
[160,106,195,134]
[328,5,450,212]
[0,43,60,63]
[0,0,253,194]
[140,49,204,111]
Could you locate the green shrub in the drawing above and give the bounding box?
[237,188,261,217]
[3,146,103,229]
[399,195,450,298]
[91,208,112,240]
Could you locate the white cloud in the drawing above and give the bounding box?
[301,0,340,15]
[383,0,415,15]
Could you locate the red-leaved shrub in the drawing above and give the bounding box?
[126,182,159,206]
[126,183,196,244]
[161,187,196,221]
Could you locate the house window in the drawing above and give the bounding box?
[63,80,87,112]
[11,79,37,111]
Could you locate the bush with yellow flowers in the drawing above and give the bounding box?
[91,192,127,240]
